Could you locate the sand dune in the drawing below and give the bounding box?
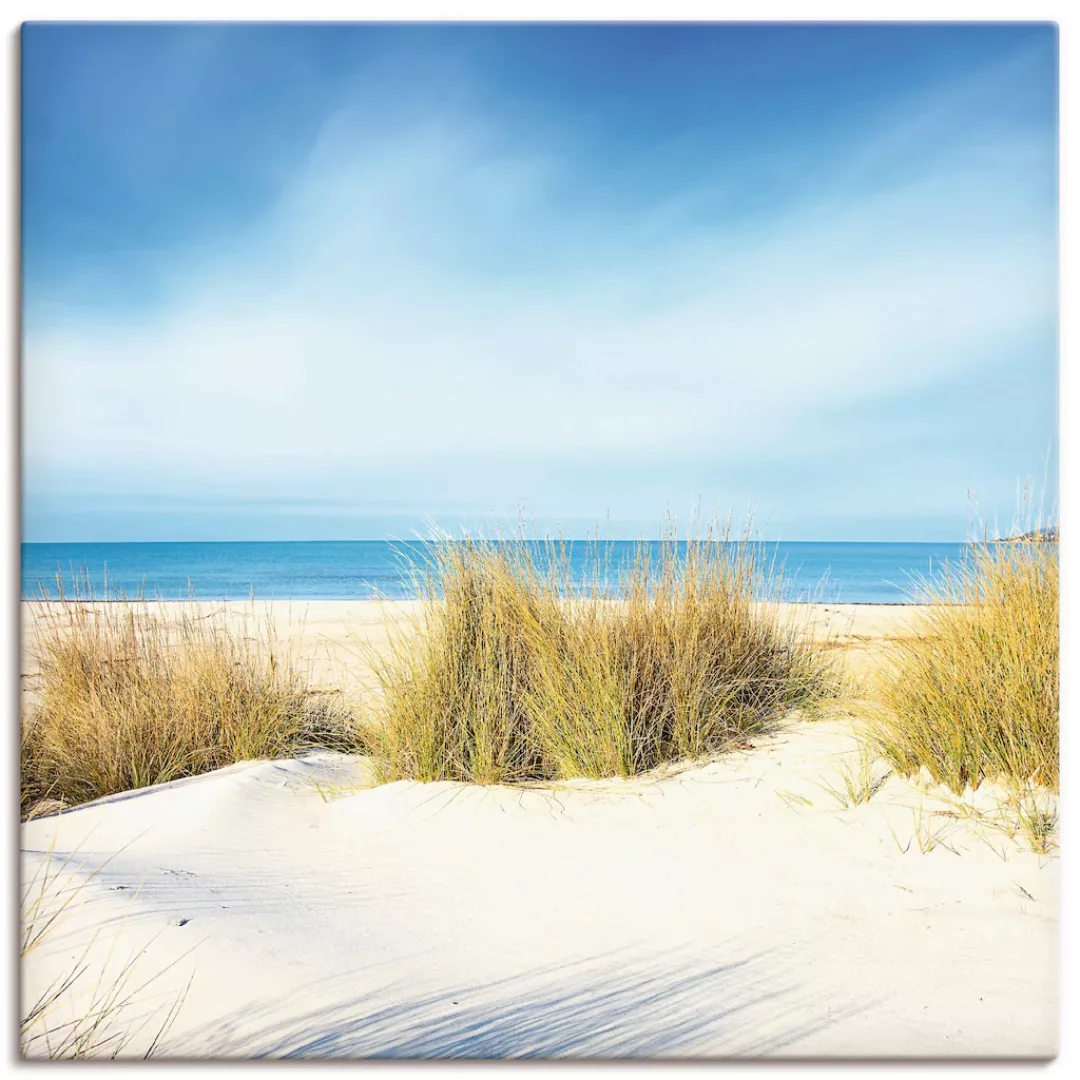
[22,710,1058,1058]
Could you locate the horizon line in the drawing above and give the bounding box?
[21,536,977,546]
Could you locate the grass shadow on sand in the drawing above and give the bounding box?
[167,946,870,1059]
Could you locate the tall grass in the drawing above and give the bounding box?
[869,530,1058,794]
[21,578,360,816]
[367,524,837,784]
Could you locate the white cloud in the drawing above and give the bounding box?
[23,63,1056,516]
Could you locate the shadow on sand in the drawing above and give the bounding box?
[169,944,871,1059]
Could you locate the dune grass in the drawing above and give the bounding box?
[366,524,838,784]
[21,579,362,817]
[868,530,1058,794]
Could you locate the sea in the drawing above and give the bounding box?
[20,540,972,605]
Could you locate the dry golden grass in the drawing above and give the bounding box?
[366,524,838,784]
[21,579,364,816]
[868,531,1058,794]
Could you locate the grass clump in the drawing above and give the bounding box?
[368,523,836,784]
[21,579,361,816]
[817,746,891,809]
[869,530,1058,794]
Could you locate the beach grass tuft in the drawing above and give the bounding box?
[366,521,838,784]
[868,528,1058,794]
[21,578,364,815]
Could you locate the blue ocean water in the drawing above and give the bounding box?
[21,540,970,604]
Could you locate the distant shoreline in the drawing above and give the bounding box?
[988,530,1057,543]
[19,539,976,606]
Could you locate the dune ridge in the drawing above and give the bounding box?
[22,715,1058,1059]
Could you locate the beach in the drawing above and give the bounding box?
[20,600,1059,1059]
[19,18,1061,1065]
[19,599,938,708]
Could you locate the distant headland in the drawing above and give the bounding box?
[991,526,1058,543]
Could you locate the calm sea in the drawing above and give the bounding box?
[20,540,970,604]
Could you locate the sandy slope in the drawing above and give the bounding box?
[21,727,1057,1059]
[19,601,1058,1059]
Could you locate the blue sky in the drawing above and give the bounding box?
[22,23,1058,542]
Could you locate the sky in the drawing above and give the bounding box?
[21,22,1058,542]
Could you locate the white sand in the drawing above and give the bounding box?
[20,602,1058,1059]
